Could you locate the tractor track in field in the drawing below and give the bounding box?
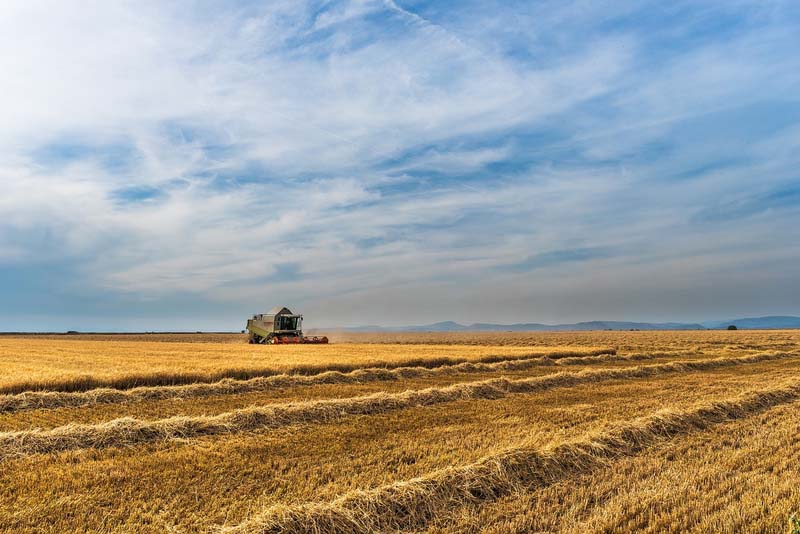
[0,351,795,461]
[218,380,800,534]
[0,350,686,414]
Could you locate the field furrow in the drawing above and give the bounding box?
[0,339,613,394]
[0,352,795,461]
[2,332,799,533]
[221,381,800,534]
[3,357,798,533]
[427,402,800,534]
[0,350,685,414]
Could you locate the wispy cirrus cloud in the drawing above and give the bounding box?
[0,0,798,329]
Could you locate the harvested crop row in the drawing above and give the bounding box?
[0,347,616,395]
[553,350,688,366]
[434,402,800,534]
[0,350,674,414]
[219,380,800,534]
[0,351,793,461]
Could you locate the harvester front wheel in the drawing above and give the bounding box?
[250,333,272,344]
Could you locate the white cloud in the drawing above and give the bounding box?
[0,0,798,327]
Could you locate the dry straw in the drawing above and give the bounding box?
[0,351,793,461]
[220,380,800,534]
[0,349,679,414]
[0,347,616,395]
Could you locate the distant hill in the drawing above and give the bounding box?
[703,316,800,330]
[320,316,800,332]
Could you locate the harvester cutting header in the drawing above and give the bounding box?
[246,306,328,344]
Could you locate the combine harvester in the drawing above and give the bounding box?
[246,306,328,344]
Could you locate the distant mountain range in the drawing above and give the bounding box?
[320,316,800,332]
[700,316,800,330]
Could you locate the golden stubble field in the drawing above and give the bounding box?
[0,330,799,533]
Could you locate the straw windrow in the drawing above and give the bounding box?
[0,347,616,395]
[0,350,682,414]
[220,380,800,534]
[0,351,794,461]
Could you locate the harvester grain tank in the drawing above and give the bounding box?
[246,306,328,344]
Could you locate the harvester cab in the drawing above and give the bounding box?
[246,306,328,344]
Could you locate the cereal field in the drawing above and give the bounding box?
[1,330,799,533]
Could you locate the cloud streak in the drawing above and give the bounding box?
[0,0,798,329]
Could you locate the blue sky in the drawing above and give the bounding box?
[0,0,799,330]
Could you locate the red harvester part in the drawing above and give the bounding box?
[301,336,329,344]
[271,335,301,344]
[268,335,327,344]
